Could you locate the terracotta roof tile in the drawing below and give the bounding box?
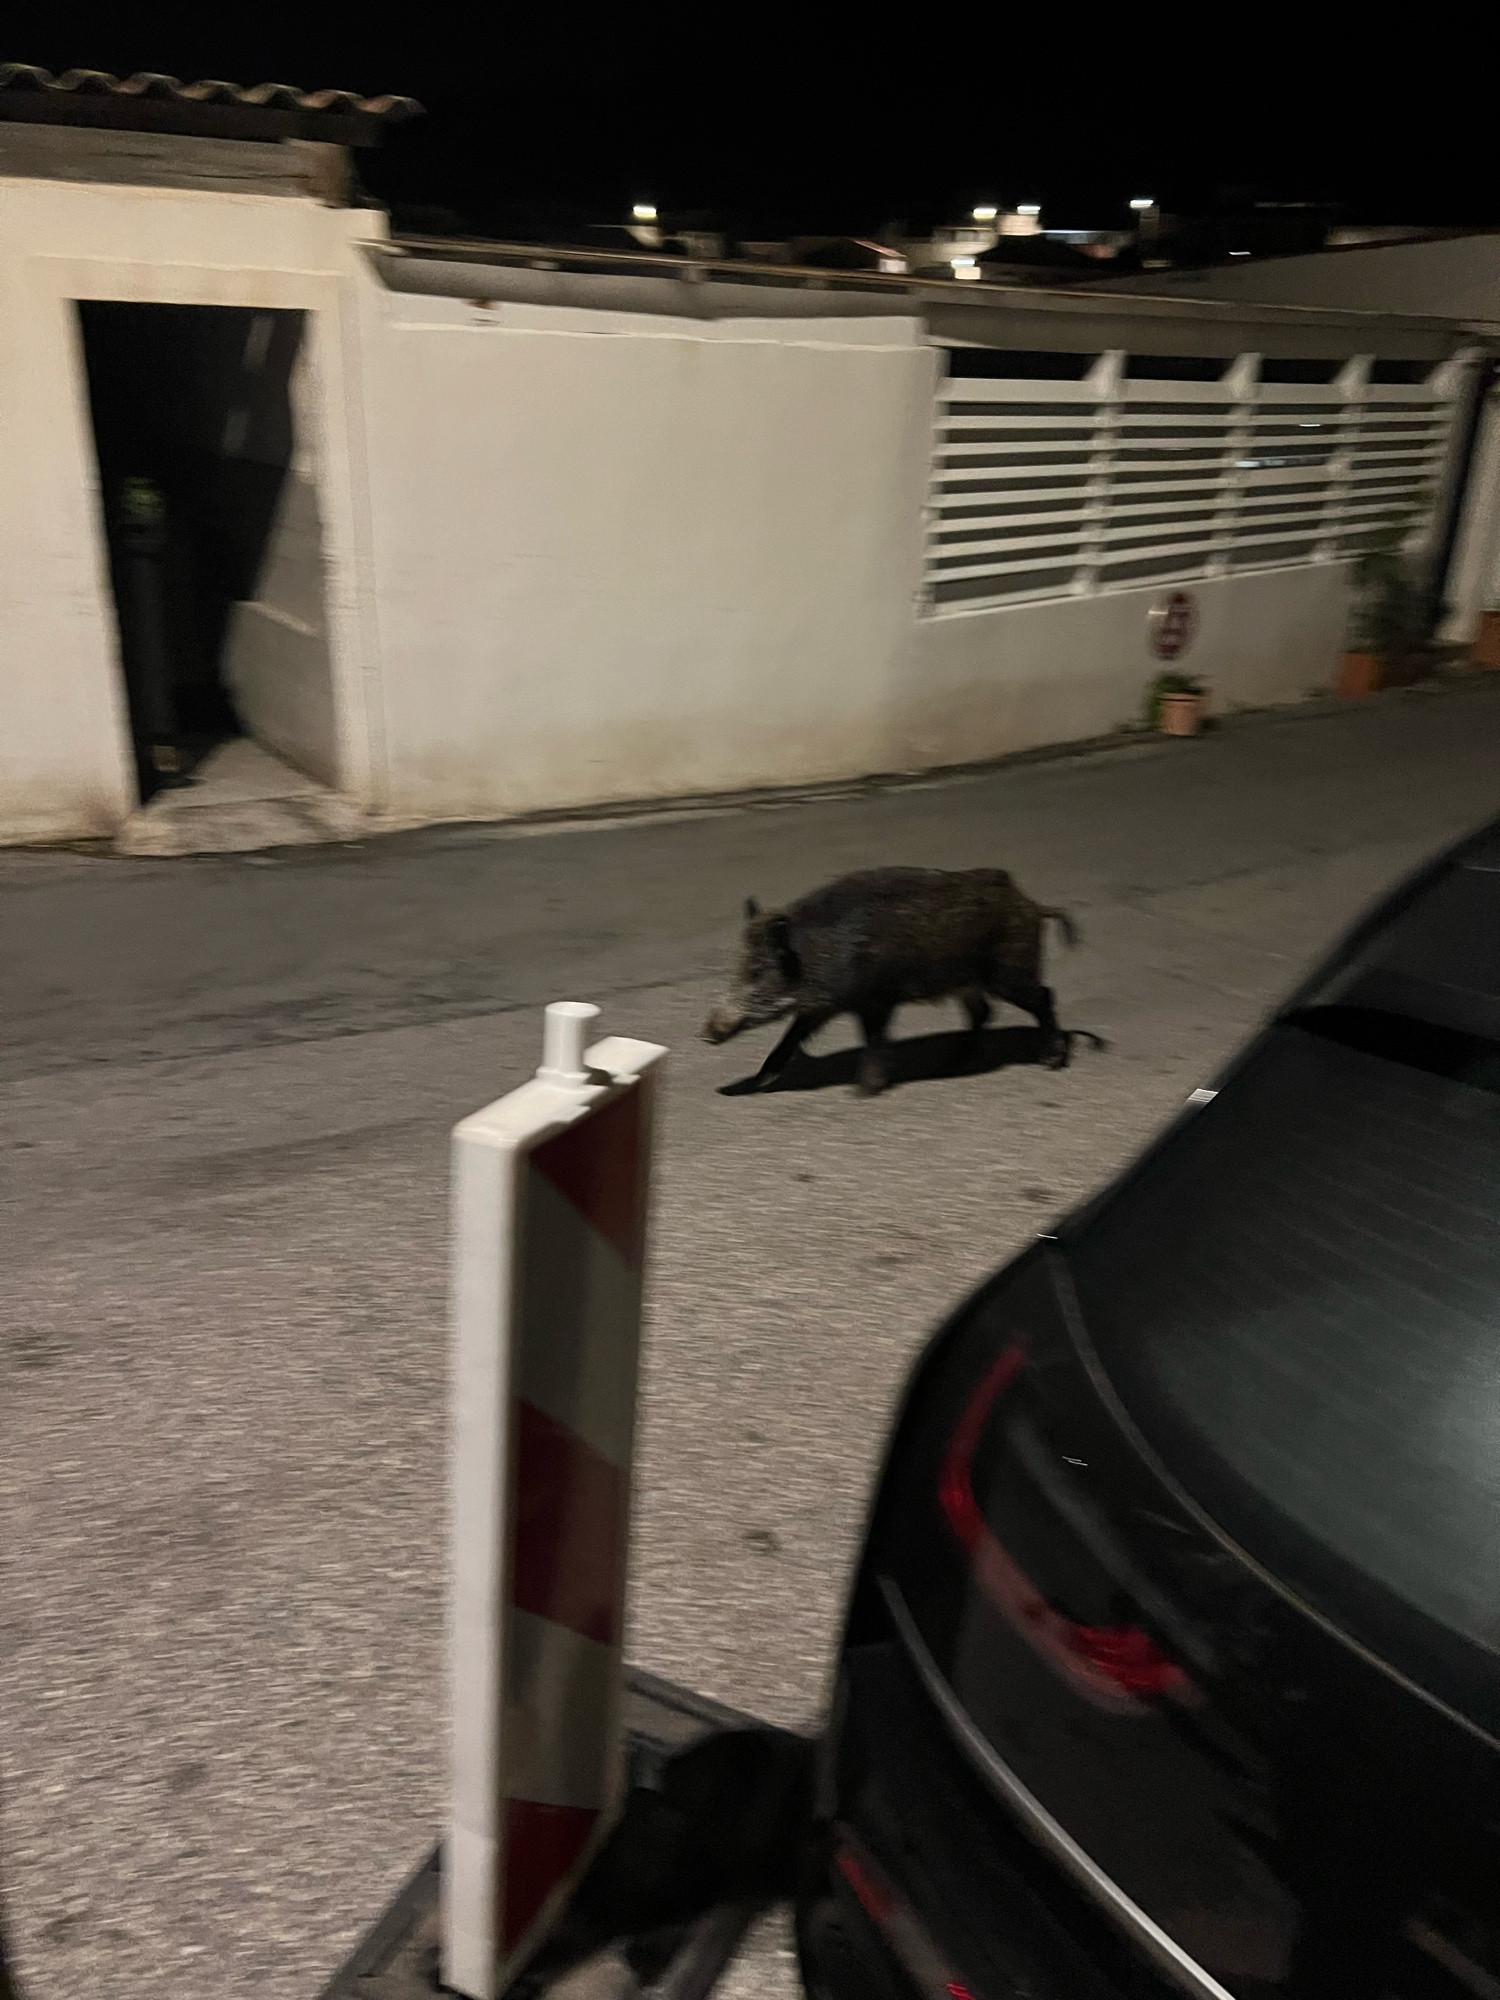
[0,65,421,142]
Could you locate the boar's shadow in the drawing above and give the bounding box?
[719,1021,1102,1096]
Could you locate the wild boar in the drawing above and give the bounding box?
[703,866,1082,1095]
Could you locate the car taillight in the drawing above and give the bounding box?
[834,1832,978,2000]
[1066,1622,1186,1699]
[938,1342,1190,1710]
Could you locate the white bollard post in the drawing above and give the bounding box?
[444,1004,666,2000]
[537,1000,599,1089]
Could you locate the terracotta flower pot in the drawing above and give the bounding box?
[1158,691,1203,737]
[1337,651,1384,697]
[1473,611,1500,671]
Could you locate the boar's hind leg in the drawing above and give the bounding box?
[998,978,1070,1070]
[855,1004,895,1097]
[750,1008,832,1090]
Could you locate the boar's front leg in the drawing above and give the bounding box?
[855,1004,896,1097]
[960,986,992,1034]
[749,1008,833,1091]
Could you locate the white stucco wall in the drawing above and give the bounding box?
[0,254,130,841]
[354,287,1358,819]
[356,293,937,818]
[0,173,382,841]
[223,338,339,783]
[897,565,1352,770]
[1444,389,1500,637]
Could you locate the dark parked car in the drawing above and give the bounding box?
[796,816,1500,2000]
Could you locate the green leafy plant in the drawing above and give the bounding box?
[1347,513,1438,666]
[1144,670,1205,728]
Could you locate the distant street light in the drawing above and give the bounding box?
[972,204,998,221]
[1017,203,1041,217]
[632,202,658,222]
[1129,197,1155,212]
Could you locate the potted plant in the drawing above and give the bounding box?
[1474,599,1500,671]
[1338,519,1433,695]
[1145,670,1206,736]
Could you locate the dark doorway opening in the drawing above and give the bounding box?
[76,302,307,803]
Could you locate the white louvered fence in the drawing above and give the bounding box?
[924,353,1463,612]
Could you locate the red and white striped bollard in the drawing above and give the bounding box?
[444,1003,666,1998]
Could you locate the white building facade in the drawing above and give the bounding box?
[0,108,1485,847]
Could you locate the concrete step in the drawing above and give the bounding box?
[113,738,368,857]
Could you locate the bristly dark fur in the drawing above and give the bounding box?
[703,866,1090,1094]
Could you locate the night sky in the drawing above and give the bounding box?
[3,10,1482,241]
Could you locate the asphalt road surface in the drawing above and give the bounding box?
[5,678,1500,2000]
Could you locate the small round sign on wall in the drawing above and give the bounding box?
[1148,589,1198,662]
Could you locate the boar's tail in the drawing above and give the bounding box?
[1041,907,1080,949]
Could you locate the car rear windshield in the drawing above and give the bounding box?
[1305,854,1500,1043]
[1066,1016,1500,1697]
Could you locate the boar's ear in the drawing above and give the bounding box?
[766,911,801,982]
[744,896,760,920]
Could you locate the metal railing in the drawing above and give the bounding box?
[923,354,1462,612]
